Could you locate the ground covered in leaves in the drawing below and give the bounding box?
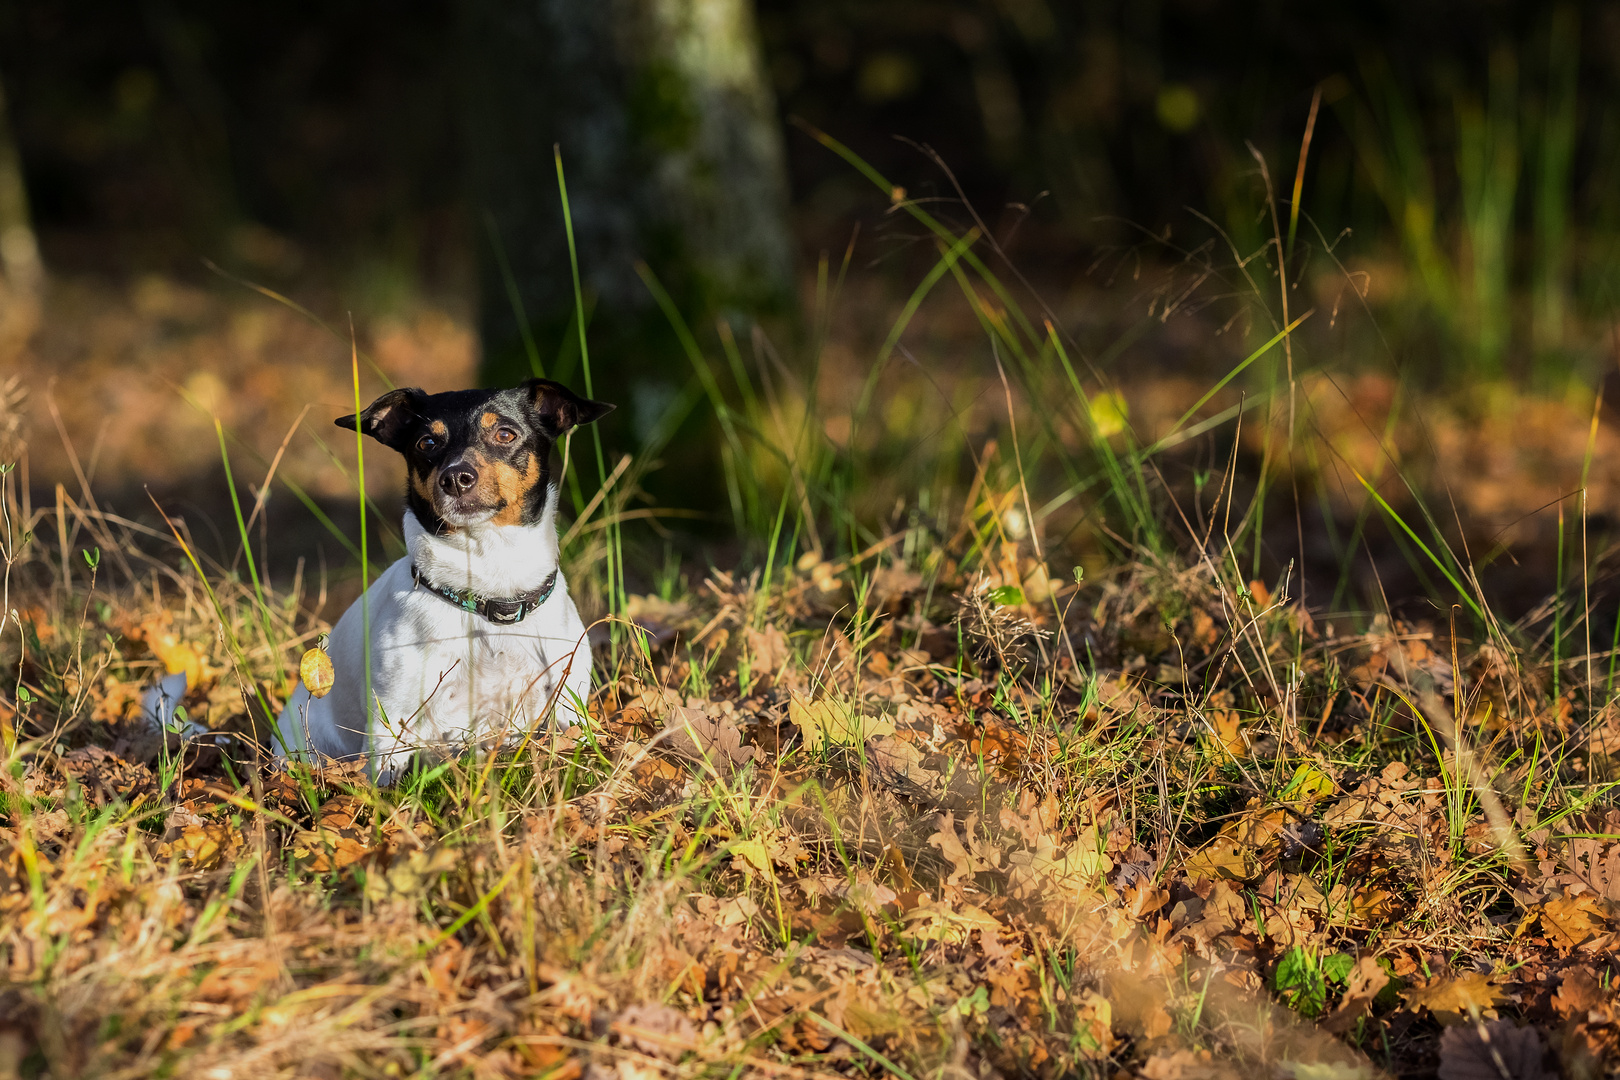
[3,537,1620,1079]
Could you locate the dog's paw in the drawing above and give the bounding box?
[138,671,209,739]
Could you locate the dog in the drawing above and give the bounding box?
[275,378,612,781]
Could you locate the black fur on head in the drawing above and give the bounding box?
[336,379,613,533]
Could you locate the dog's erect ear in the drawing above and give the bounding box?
[335,388,427,452]
[522,378,614,439]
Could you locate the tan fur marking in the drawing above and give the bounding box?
[410,469,438,505]
[429,419,448,436]
[488,452,541,527]
[479,412,499,430]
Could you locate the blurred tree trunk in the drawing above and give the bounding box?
[460,0,793,467]
[0,66,42,379]
[0,67,41,293]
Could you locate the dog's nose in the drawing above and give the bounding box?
[439,463,478,495]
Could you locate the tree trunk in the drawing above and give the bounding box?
[459,0,794,458]
[0,67,41,293]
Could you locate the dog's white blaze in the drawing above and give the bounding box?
[275,484,591,782]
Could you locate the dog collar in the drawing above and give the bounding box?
[410,564,558,625]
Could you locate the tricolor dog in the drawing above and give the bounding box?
[275,378,612,781]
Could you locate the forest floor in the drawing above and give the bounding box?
[4,247,1620,1078]
[2,510,1618,1080]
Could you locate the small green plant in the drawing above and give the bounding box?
[1273,946,1356,1018]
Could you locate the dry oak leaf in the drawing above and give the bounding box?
[1320,956,1392,1034]
[901,898,1003,944]
[1438,1020,1547,1080]
[1552,967,1615,1023]
[61,745,158,807]
[662,705,760,770]
[728,838,775,879]
[868,736,944,800]
[1326,881,1401,924]
[364,845,458,902]
[612,1003,696,1060]
[1139,1048,1237,1080]
[744,624,791,676]
[1536,892,1618,951]
[158,821,246,871]
[789,693,893,752]
[91,677,146,725]
[1208,709,1246,761]
[1277,1065,1380,1080]
[1401,972,1506,1024]
[1183,838,1260,882]
[1006,829,1113,897]
[196,956,282,1008]
[927,812,1001,886]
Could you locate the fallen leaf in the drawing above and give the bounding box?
[1536,892,1617,951]
[1005,829,1113,895]
[927,812,1000,886]
[364,846,458,902]
[662,705,761,770]
[1184,839,1259,882]
[1208,709,1246,761]
[1551,967,1614,1023]
[744,624,791,676]
[1401,972,1505,1024]
[789,693,893,752]
[1139,1048,1234,1080]
[901,899,1002,943]
[729,838,775,879]
[612,1003,696,1060]
[868,736,944,799]
[1320,956,1392,1033]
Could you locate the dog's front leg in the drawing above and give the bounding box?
[368,705,420,785]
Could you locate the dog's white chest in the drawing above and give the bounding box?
[274,506,593,780]
[380,596,569,735]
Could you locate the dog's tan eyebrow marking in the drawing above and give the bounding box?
[429,420,448,436]
[479,411,499,429]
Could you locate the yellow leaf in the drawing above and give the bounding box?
[1183,839,1259,882]
[902,899,1003,943]
[1281,762,1336,802]
[789,693,894,752]
[1207,710,1246,761]
[300,648,335,699]
[152,637,204,685]
[1089,390,1129,438]
[729,838,775,879]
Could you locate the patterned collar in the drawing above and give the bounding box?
[410,564,558,625]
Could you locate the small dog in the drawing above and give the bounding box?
[276,378,612,781]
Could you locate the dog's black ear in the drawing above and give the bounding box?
[335,388,427,452]
[522,378,614,439]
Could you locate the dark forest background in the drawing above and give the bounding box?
[8,2,1619,333]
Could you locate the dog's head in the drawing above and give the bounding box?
[337,379,613,532]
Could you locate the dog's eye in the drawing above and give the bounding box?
[416,435,439,453]
[493,427,518,445]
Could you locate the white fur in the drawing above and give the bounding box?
[275,485,591,782]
